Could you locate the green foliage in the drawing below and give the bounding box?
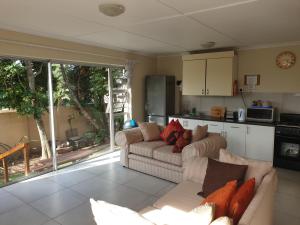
[0,59,49,119]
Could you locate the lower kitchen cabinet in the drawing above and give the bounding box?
[202,120,224,133]
[245,125,275,162]
[224,123,246,157]
[169,117,275,162]
[169,117,202,130]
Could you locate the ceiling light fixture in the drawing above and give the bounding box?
[99,3,125,17]
[201,41,216,49]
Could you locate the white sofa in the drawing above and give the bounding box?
[115,127,226,183]
[139,157,277,225]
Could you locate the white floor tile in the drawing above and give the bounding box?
[98,166,141,184]
[4,178,64,203]
[42,220,62,225]
[275,192,300,219]
[277,177,300,198]
[49,170,95,187]
[124,173,173,195]
[70,176,120,199]
[30,189,86,218]
[99,185,151,210]
[0,204,49,225]
[55,202,96,225]
[0,191,24,214]
[274,209,300,225]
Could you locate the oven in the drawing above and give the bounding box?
[274,125,300,170]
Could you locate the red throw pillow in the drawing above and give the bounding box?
[160,120,183,145]
[174,119,184,134]
[228,178,256,225]
[173,130,192,153]
[201,180,238,219]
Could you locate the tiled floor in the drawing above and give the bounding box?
[0,151,299,225]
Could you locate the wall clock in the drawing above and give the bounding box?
[276,51,296,69]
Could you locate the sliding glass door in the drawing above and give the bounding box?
[0,57,127,186]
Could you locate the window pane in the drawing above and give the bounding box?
[52,63,115,169]
[0,59,53,186]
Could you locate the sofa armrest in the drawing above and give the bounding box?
[115,128,144,147]
[238,169,277,225]
[181,134,227,164]
[115,128,143,167]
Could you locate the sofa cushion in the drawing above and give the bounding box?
[139,122,161,141]
[154,181,203,212]
[140,204,214,225]
[219,149,273,189]
[130,141,166,158]
[200,159,248,197]
[153,145,182,166]
[192,125,208,142]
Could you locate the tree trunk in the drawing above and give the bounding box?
[25,60,52,159]
[35,117,52,159]
[60,64,100,131]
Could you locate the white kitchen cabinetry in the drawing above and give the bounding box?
[168,117,202,130]
[169,117,275,162]
[202,120,224,134]
[245,125,275,161]
[224,123,246,157]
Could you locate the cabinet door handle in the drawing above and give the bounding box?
[206,89,209,95]
[230,126,240,129]
[202,89,205,95]
[246,126,249,134]
[210,124,218,127]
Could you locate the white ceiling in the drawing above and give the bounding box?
[0,0,299,54]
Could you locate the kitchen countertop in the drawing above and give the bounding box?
[169,114,277,127]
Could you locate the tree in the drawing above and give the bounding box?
[0,59,51,159]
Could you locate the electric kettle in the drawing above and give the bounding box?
[238,108,246,122]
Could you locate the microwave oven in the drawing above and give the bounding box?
[246,107,275,123]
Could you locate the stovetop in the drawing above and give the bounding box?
[278,113,300,127]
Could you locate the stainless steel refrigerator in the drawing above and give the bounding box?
[145,75,175,126]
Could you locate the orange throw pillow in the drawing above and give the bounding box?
[228,178,256,225]
[201,180,238,219]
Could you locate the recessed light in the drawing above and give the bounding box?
[99,3,125,17]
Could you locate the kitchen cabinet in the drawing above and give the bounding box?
[224,123,246,157]
[202,120,224,134]
[245,125,275,161]
[182,51,236,96]
[170,116,275,162]
[182,59,206,95]
[206,58,234,96]
[168,117,202,130]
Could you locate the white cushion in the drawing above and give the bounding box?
[90,199,154,225]
[219,149,273,188]
[210,217,233,225]
[140,204,214,225]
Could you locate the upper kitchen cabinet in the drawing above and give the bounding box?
[182,51,237,96]
[182,59,206,95]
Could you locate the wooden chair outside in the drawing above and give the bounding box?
[0,143,30,184]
